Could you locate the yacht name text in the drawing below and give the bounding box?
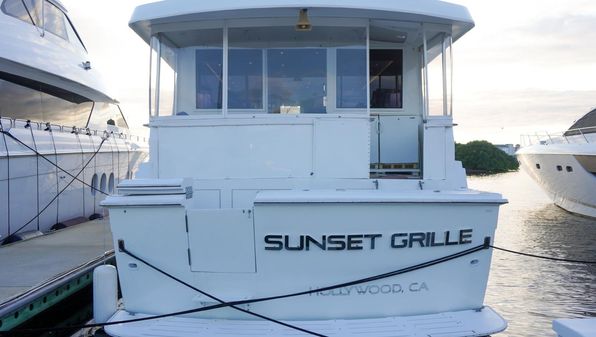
[264,229,473,251]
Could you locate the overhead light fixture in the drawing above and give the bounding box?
[295,8,312,31]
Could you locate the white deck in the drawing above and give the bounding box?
[105,307,506,337]
[553,318,596,337]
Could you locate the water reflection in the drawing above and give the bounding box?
[469,171,596,337]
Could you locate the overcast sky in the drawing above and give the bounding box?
[62,0,596,144]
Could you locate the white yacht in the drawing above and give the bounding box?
[0,0,147,243]
[518,109,596,218]
[99,1,508,336]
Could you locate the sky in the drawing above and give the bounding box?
[61,0,596,145]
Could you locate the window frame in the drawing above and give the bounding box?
[152,18,415,118]
[368,45,406,114]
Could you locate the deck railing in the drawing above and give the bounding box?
[0,117,147,143]
[520,126,596,147]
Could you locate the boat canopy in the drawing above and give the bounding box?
[565,108,596,136]
[129,0,474,44]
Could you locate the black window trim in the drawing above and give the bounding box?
[0,70,91,104]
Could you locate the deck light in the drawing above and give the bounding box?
[295,9,312,31]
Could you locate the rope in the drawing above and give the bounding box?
[1,135,108,244]
[2,241,489,335]
[118,242,325,337]
[490,245,596,264]
[0,129,109,196]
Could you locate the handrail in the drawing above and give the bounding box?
[521,126,596,146]
[0,116,147,144]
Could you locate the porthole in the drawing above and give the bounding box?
[100,173,107,193]
[91,174,98,196]
[108,173,115,194]
[566,166,573,172]
[556,165,563,171]
[535,163,541,169]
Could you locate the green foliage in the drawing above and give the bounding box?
[455,140,519,174]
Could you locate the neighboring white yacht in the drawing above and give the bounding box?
[0,0,147,243]
[99,1,508,336]
[518,109,596,218]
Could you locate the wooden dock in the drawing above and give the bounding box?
[0,218,114,331]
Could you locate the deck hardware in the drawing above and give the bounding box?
[118,240,125,252]
[483,237,491,249]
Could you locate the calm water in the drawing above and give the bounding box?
[468,171,596,336]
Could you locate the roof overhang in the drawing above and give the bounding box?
[130,0,474,45]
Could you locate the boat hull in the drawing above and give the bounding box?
[105,188,503,321]
[0,118,147,239]
[517,145,596,218]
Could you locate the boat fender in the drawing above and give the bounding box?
[1,230,44,245]
[51,223,66,231]
[93,265,118,324]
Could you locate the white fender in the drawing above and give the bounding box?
[93,265,118,324]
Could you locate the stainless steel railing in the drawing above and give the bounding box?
[0,117,148,143]
[520,126,596,146]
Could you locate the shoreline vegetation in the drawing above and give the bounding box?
[455,140,519,174]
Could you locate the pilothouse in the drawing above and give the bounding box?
[100,1,509,336]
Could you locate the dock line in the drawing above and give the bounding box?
[490,245,596,264]
[3,240,491,335]
[0,131,108,244]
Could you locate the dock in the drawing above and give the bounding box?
[0,218,114,331]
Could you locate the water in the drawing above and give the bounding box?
[468,171,596,336]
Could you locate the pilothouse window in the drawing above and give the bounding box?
[1,0,78,43]
[1,0,41,26]
[43,1,67,39]
[370,50,403,109]
[336,49,367,109]
[151,25,367,117]
[195,49,223,110]
[267,48,326,114]
[228,49,263,110]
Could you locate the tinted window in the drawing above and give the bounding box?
[370,50,403,109]
[87,103,128,130]
[195,49,223,109]
[267,49,326,114]
[64,14,86,51]
[228,49,263,109]
[0,77,42,121]
[0,77,93,127]
[40,90,91,127]
[337,49,367,109]
[1,0,41,26]
[43,1,67,39]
